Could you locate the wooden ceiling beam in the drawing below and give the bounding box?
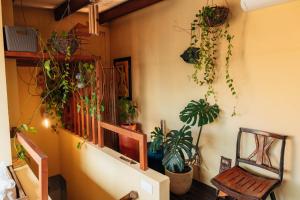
[54,0,91,21]
[99,0,163,24]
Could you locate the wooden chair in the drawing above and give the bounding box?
[211,128,287,200]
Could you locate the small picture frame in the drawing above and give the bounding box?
[113,57,132,100]
[219,156,232,173]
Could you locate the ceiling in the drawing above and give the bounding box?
[14,0,128,13]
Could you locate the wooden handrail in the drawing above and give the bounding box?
[98,122,148,171]
[16,132,48,200]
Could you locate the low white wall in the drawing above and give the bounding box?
[59,129,169,200]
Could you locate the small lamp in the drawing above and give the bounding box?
[40,106,51,128]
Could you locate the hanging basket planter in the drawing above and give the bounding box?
[203,6,229,27]
[180,47,201,64]
[48,32,79,55]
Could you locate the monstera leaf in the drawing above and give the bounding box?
[162,125,193,172]
[149,127,164,153]
[180,99,220,127]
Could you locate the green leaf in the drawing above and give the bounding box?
[77,142,82,150]
[44,60,52,78]
[28,127,37,133]
[149,127,164,153]
[179,99,220,127]
[77,104,81,113]
[19,124,29,132]
[162,125,193,172]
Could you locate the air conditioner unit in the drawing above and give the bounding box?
[241,0,294,11]
[4,26,37,52]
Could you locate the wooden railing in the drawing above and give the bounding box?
[63,59,149,171]
[98,122,148,171]
[16,132,48,200]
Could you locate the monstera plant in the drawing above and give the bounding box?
[179,99,220,165]
[162,125,193,172]
[162,125,194,195]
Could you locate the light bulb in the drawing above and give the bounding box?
[42,118,50,128]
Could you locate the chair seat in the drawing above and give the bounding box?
[211,166,280,200]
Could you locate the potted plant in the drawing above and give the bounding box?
[161,99,220,195]
[163,125,194,195]
[179,99,220,168]
[118,97,139,160]
[118,97,138,130]
[148,127,165,173]
[48,31,79,55]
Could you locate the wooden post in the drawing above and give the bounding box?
[16,132,48,200]
[80,89,85,137]
[95,59,103,146]
[91,87,96,144]
[76,93,81,135]
[98,122,104,147]
[39,158,48,200]
[99,122,148,170]
[72,94,77,134]
[139,134,148,171]
[85,88,90,140]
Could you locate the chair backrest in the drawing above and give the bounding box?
[235,127,287,181]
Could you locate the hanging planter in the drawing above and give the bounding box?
[48,32,79,55]
[203,6,229,27]
[180,2,236,112]
[180,47,201,64]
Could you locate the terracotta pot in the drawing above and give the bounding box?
[119,123,139,161]
[121,123,137,131]
[165,166,193,195]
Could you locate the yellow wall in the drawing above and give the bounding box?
[11,6,110,176]
[110,0,300,199]
[0,0,12,164]
[59,129,169,200]
[8,6,169,200]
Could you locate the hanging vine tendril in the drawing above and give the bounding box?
[182,4,237,113]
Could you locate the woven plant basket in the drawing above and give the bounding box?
[204,6,229,27]
[48,33,79,55]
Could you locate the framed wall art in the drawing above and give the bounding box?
[113,57,132,100]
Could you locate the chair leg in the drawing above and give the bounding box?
[270,192,276,200]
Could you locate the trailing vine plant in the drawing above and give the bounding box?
[15,29,105,158]
[181,4,237,115]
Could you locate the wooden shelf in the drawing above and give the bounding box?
[5,51,98,66]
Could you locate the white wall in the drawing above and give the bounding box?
[59,129,169,200]
[0,0,12,165]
